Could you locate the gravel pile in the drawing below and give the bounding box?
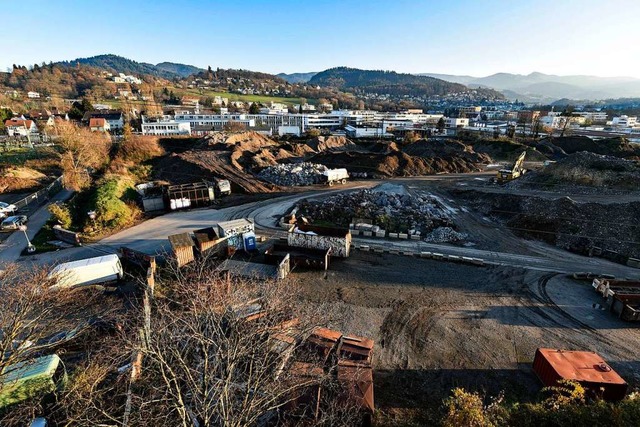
[258,162,328,186]
[297,188,460,236]
[424,227,467,243]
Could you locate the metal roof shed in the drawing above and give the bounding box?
[533,348,628,401]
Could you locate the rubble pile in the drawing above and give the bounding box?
[424,227,467,243]
[258,162,328,186]
[297,188,460,236]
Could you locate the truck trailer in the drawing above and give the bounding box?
[323,168,349,186]
[48,254,123,290]
[288,224,351,258]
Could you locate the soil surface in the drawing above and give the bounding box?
[293,252,640,412]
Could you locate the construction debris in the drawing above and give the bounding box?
[296,188,460,236]
[423,226,468,243]
[258,162,328,186]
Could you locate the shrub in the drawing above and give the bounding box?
[48,203,72,229]
[89,175,140,231]
[443,388,494,427]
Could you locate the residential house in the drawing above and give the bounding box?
[89,118,111,132]
[4,119,38,136]
[82,110,124,130]
[27,91,41,99]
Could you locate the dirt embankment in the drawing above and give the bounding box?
[154,132,494,192]
[0,166,51,193]
[510,151,640,193]
[310,138,490,177]
[458,189,640,261]
[546,136,640,159]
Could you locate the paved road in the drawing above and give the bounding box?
[0,189,73,269]
[7,176,640,279]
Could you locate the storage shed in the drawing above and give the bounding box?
[532,348,628,401]
[168,232,196,268]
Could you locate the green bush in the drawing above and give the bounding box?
[89,176,139,231]
[48,203,72,229]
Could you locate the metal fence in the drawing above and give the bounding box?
[13,175,64,211]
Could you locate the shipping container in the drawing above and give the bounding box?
[288,224,352,258]
[265,243,332,270]
[532,348,628,401]
[48,254,123,290]
[217,218,255,238]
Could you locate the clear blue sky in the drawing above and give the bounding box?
[2,0,639,77]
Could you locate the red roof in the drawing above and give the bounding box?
[534,348,626,385]
[89,118,107,127]
[4,119,34,128]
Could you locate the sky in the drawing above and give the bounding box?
[1,0,640,78]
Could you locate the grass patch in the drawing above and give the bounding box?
[22,224,58,255]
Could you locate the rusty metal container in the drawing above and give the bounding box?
[533,348,628,401]
[288,224,352,258]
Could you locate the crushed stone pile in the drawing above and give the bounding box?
[258,162,328,186]
[297,187,461,236]
[424,227,468,243]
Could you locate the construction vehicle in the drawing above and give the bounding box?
[496,151,527,184]
[323,168,349,186]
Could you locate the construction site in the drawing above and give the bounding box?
[3,130,640,425]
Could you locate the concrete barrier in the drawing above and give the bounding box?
[389,233,398,238]
[363,231,372,237]
[410,234,420,240]
[373,246,384,253]
[375,231,386,238]
[432,253,444,260]
[627,258,640,269]
[420,251,432,258]
[398,233,408,239]
[359,245,370,251]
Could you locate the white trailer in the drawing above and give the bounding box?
[323,168,349,186]
[48,254,123,290]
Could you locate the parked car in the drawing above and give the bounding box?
[0,201,17,218]
[0,215,28,231]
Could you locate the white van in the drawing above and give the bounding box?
[48,254,123,290]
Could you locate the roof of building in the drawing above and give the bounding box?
[82,110,123,122]
[4,119,34,128]
[89,118,107,127]
[168,232,195,248]
[535,348,627,385]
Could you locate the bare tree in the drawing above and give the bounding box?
[53,121,111,190]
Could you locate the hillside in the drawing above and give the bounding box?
[58,55,203,80]
[277,72,318,83]
[309,67,503,100]
[155,62,204,77]
[421,71,640,102]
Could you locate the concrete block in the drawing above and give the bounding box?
[359,245,370,251]
[420,251,432,258]
[398,233,408,239]
[389,233,398,238]
[373,246,384,253]
[410,234,420,240]
[447,255,461,262]
[363,231,373,237]
[431,253,444,260]
[376,230,386,238]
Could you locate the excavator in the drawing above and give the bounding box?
[496,151,527,184]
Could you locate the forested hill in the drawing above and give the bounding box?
[309,67,504,99]
[57,54,191,79]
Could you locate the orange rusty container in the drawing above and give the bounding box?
[533,348,628,401]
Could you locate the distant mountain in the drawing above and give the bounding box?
[57,54,203,79]
[420,71,640,102]
[309,67,503,99]
[277,72,318,83]
[155,62,204,78]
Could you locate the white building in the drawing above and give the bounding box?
[27,91,40,99]
[4,119,38,136]
[141,116,192,136]
[446,118,469,128]
[611,115,638,128]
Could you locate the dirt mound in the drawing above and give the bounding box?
[0,166,50,193]
[544,136,640,159]
[461,190,640,261]
[304,136,357,152]
[311,139,490,177]
[202,131,276,150]
[513,151,640,191]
